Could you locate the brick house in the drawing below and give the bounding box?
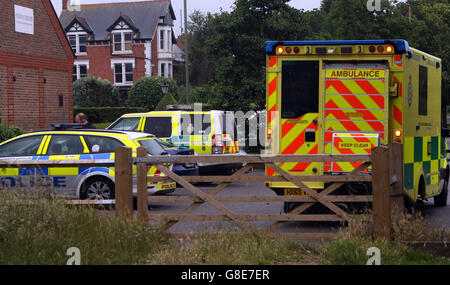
[0,0,74,131]
[59,0,176,101]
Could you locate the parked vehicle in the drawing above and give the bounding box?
[107,106,243,175]
[0,129,176,200]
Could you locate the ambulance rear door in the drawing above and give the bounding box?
[322,62,389,173]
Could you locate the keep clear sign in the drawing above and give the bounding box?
[15,5,34,35]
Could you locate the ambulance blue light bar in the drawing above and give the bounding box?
[265,40,409,54]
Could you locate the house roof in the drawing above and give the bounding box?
[60,1,175,41]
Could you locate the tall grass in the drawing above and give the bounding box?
[320,208,450,265]
[0,190,168,265]
[146,231,319,265]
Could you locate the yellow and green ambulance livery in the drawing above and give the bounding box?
[265,39,448,207]
[0,129,176,200]
[108,107,242,174]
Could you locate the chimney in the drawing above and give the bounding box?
[62,0,68,10]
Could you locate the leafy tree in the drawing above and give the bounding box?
[73,77,120,107]
[155,93,179,111]
[127,77,180,111]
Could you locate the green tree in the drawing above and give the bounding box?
[127,77,180,111]
[155,93,179,111]
[73,77,120,107]
[200,0,311,111]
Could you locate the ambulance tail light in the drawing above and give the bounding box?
[267,128,273,139]
[276,47,284,55]
[377,46,384,53]
[369,46,376,53]
[394,129,403,143]
[212,134,224,154]
[386,45,394,53]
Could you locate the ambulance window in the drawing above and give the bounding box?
[281,61,319,119]
[83,136,124,154]
[47,135,85,155]
[109,118,141,131]
[222,114,237,139]
[419,65,428,116]
[180,114,211,136]
[144,117,172,138]
[0,135,44,157]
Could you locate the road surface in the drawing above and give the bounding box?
[146,169,450,234]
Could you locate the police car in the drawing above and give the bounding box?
[0,129,176,200]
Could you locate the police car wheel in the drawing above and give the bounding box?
[81,177,115,200]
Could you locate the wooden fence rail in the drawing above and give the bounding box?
[0,144,403,240]
[116,144,403,239]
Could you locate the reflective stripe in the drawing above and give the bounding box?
[80,136,89,153]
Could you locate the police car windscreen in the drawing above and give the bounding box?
[281,61,319,119]
[144,117,172,138]
[138,139,167,155]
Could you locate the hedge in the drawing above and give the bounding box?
[73,107,149,124]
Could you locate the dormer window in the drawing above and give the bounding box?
[68,33,87,55]
[112,31,133,53]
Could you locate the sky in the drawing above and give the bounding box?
[51,0,322,36]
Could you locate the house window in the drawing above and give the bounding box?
[112,31,133,53]
[67,33,87,55]
[160,30,165,50]
[167,30,171,52]
[73,64,88,82]
[160,63,165,78]
[114,63,133,85]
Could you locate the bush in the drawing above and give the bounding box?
[154,93,179,111]
[73,107,148,124]
[0,117,24,143]
[127,77,180,111]
[74,77,120,107]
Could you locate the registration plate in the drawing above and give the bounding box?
[284,188,307,196]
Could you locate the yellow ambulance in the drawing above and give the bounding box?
[264,40,448,212]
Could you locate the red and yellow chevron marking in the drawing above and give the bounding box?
[393,73,403,130]
[279,114,319,175]
[266,56,278,177]
[329,133,378,172]
[324,69,385,172]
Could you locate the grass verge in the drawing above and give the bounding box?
[320,209,450,265]
[0,191,168,265]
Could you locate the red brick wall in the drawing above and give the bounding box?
[0,0,73,131]
[0,0,68,60]
[82,42,147,85]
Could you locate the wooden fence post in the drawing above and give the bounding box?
[371,146,391,240]
[115,147,133,220]
[389,143,405,213]
[137,147,149,223]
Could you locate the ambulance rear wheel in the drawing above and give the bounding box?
[81,176,115,200]
[434,171,448,207]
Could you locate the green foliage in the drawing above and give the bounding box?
[0,117,24,143]
[73,107,148,124]
[127,77,180,111]
[155,93,179,111]
[183,0,449,111]
[73,76,120,107]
